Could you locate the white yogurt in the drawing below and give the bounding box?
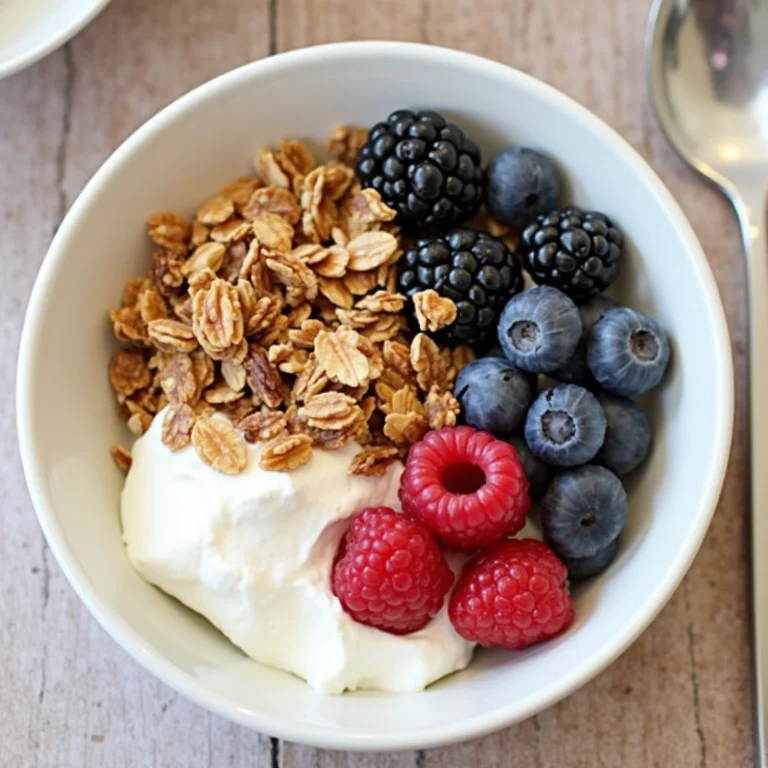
[121,410,474,694]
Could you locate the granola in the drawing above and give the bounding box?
[107,126,464,475]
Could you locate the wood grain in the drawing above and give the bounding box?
[0,0,752,765]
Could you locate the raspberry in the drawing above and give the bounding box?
[398,426,530,552]
[449,539,574,650]
[332,507,454,635]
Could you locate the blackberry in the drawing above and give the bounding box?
[356,109,484,229]
[520,206,623,302]
[398,228,523,348]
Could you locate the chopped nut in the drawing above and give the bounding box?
[221,396,256,424]
[348,445,399,477]
[221,176,263,211]
[109,349,151,396]
[425,387,461,430]
[147,213,190,254]
[312,245,349,279]
[265,251,317,298]
[317,277,354,309]
[383,411,428,448]
[356,290,406,314]
[123,277,150,309]
[255,314,290,346]
[191,416,248,475]
[411,333,448,392]
[243,186,301,225]
[349,188,397,224]
[259,432,313,472]
[209,218,251,244]
[125,401,153,435]
[346,231,398,271]
[110,445,132,473]
[151,249,185,297]
[159,352,199,406]
[292,352,329,402]
[327,125,369,167]
[239,410,288,443]
[412,289,457,332]
[244,344,285,409]
[315,326,369,388]
[221,359,247,391]
[182,242,226,278]
[161,404,196,451]
[343,270,378,296]
[192,278,245,360]
[300,392,363,430]
[251,211,294,252]
[109,307,146,343]
[197,196,235,225]
[253,148,291,188]
[287,303,312,328]
[147,318,198,353]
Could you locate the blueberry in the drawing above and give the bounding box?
[525,384,607,467]
[507,436,553,501]
[553,295,617,385]
[559,536,620,581]
[497,286,581,373]
[587,308,671,396]
[454,358,535,436]
[541,466,628,559]
[595,393,652,475]
[485,147,561,228]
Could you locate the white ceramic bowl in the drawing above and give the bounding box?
[0,0,110,80]
[17,42,733,751]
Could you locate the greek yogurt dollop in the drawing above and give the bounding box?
[121,410,474,694]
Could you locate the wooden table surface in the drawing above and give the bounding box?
[0,0,752,765]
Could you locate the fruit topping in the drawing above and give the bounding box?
[520,206,623,302]
[497,286,581,373]
[448,538,573,650]
[399,426,530,552]
[332,506,454,635]
[399,228,523,348]
[485,147,562,228]
[357,109,484,229]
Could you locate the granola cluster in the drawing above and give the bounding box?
[109,128,472,476]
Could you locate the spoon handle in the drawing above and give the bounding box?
[737,183,768,765]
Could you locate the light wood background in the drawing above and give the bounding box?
[0,0,752,765]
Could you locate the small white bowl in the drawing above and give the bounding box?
[17,42,733,751]
[0,0,110,80]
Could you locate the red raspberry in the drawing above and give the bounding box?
[449,539,574,650]
[332,507,454,635]
[398,426,530,552]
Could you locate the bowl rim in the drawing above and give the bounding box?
[16,40,734,752]
[0,0,111,81]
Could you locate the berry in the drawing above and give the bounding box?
[398,229,524,347]
[507,436,553,501]
[449,538,574,650]
[332,507,453,635]
[541,466,628,559]
[485,147,561,228]
[553,295,617,385]
[454,357,535,436]
[560,537,620,581]
[497,286,581,373]
[595,393,651,475]
[520,206,623,302]
[525,384,607,467]
[587,307,671,396]
[356,109,484,229]
[399,426,530,552]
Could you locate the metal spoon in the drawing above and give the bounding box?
[647,0,768,760]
